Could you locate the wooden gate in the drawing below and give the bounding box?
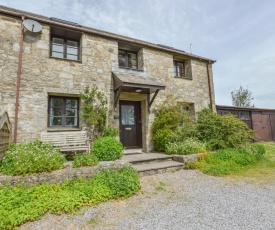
[0,111,11,159]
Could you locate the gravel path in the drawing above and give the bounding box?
[20,170,275,230]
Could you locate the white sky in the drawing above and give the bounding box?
[1,0,275,108]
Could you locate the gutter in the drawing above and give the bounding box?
[0,5,216,63]
[13,15,25,143]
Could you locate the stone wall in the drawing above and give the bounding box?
[0,13,215,152]
[0,160,131,186]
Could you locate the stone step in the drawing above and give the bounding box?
[121,153,172,164]
[133,160,184,174]
[123,148,143,155]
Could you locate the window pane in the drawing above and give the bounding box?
[67,54,78,60]
[50,117,62,126]
[118,51,126,67]
[67,40,78,47]
[51,108,62,116]
[53,38,64,45]
[177,63,184,77]
[173,63,177,76]
[66,117,77,126]
[66,109,77,116]
[51,98,63,107]
[128,53,137,69]
[121,105,135,125]
[52,44,64,53]
[67,46,78,55]
[66,99,78,108]
[52,52,64,58]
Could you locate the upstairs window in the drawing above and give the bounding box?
[118,50,137,69]
[174,61,185,77]
[48,96,79,128]
[51,37,79,60]
[50,26,81,61]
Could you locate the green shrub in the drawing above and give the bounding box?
[165,138,207,155]
[0,167,140,230]
[153,129,177,152]
[191,144,266,176]
[92,136,123,161]
[196,109,255,150]
[151,97,194,152]
[0,141,66,175]
[72,153,99,168]
[102,126,119,137]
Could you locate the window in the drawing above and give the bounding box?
[174,61,185,77]
[118,50,137,69]
[51,37,79,60]
[48,96,79,128]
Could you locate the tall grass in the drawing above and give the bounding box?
[188,143,267,176]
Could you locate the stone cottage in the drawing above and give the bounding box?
[0,5,216,152]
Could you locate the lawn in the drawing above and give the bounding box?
[233,142,275,182]
[186,142,275,182]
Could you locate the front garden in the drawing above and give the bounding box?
[152,97,275,177]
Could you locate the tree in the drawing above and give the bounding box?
[231,86,254,107]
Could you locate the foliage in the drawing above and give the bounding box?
[153,129,177,152]
[92,136,123,161]
[196,109,255,150]
[165,138,206,155]
[189,143,266,176]
[152,97,193,151]
[231,85,254,107]
[0,141,66,176]
[72,153,99,168]
[102,126,119,137]
[80,86,108,141]
[0,167,140,230]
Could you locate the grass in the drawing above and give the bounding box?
[233,142,275,182]
[186,142,275,181]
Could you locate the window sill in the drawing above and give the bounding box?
[174,76,192,80]
[49,56,82,63]
[119,66,143,72]
[47,128,81,132]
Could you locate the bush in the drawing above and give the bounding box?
[0,141,66,175]
[102,126,119,137]
[0,167,140,230]
[72,153,99,168]
[196,109,255,150]
[153,129,177,152]
[92,136,123,161]
[191,144,266,176]
[165,138,207,155]
[152,97,194,152]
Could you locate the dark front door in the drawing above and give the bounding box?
[119,101,142,148]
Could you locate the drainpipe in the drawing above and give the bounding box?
[13,15,25,143]
[206,62,213,110]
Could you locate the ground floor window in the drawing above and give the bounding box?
[48,96,79,128]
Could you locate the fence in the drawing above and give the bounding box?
[0,111,11,159]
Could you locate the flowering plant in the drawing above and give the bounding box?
[1,141,66,175]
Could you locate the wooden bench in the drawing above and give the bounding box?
[41,131,90,152]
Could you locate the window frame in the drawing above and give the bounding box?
[118,49,138,69]
[48,96,80,128]
[50,36,80,61]
[173,60,185,78]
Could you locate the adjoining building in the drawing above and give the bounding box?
[217,105,275,142]
[0,5,216,152]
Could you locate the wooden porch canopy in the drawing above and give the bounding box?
[112,72,165,111]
